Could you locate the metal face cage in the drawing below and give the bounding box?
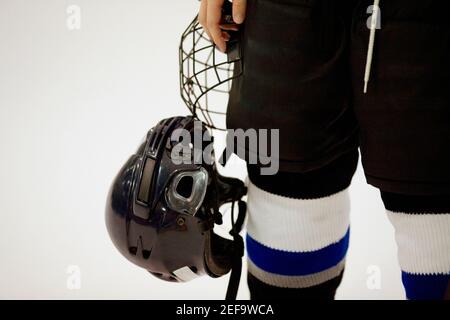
[179,8,243,131]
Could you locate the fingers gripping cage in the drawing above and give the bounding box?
[179,13,242,131]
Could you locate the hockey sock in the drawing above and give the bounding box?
[245,150,358,300]
[382,192,450,300]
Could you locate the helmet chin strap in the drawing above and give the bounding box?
[213,159,247,300]
[205,2,245,298]
[225,199,246,300]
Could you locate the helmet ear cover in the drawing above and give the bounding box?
[166,168,209,216]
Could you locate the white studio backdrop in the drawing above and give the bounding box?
[0,0,404,299]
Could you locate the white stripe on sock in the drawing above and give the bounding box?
[387,211,450,275]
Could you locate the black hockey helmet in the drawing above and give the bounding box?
[106,1,246,300]
[105,116,247,299]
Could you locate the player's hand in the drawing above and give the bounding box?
[198,0,247,52]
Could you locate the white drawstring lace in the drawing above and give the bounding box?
[364,0,380,93]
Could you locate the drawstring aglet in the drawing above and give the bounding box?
[363,0,380,94]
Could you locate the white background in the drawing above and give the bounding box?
[0,0,404,299]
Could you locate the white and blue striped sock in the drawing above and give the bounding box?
[387,211,450,300]
[246,181,350,289]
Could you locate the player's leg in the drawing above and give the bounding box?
[225,0,358,299]
[381,192,450,300]
[352,0,450,299]
[246,150,358,300]
[227,0,358,174]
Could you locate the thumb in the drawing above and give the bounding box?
[232,0,247,24]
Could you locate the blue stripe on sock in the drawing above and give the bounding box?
[402,272,450,300]
[246,229,350,276]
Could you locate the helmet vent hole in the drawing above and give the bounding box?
[189,266,198,274]
[176,176,194,199]
[142,250,151,259]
